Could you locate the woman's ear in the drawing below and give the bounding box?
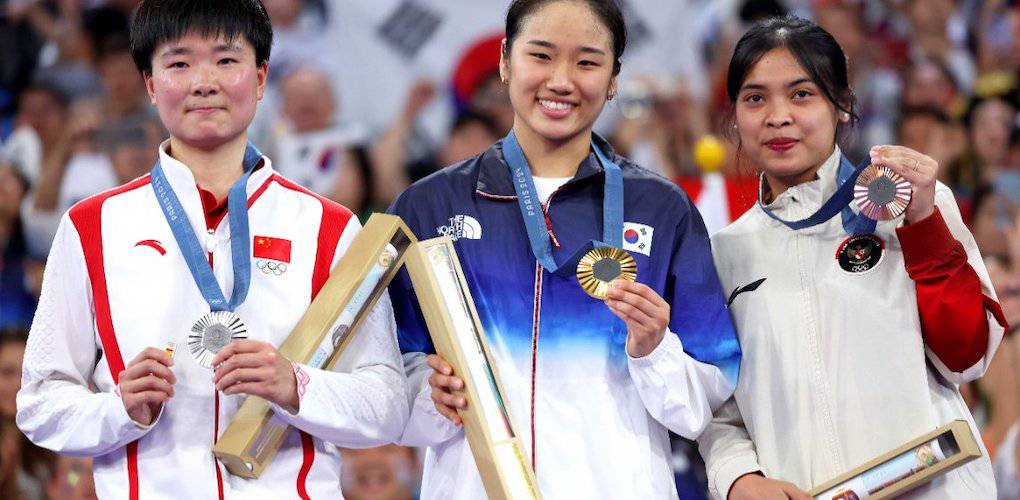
[499,38,509,84]
[144,72,157,105]
[256,61,269,101]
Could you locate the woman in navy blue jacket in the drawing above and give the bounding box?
[387,1,741,498]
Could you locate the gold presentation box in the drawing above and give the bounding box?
[213,214,414,478]
[811,420,981,499]
[404,237,542,500]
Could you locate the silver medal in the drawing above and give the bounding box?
[188,311,247,368]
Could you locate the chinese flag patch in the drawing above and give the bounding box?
[253,235,291,263]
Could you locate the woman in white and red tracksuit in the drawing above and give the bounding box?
[16,1,407,498]
[697,16,1009,500]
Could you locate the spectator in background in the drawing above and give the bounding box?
[0,1,44,122]
[973,0,1020,81]
[96,114,163,184]
[0,330,52,500]
[373,78,502,191]
[814,0,901,158]
[367,79,432,210]
[340,445,419,500]
[950,95,1018,200]
[263,0,333,84]
[0,331,26,424]
[20,97,115,260]
[901,58,965,118]
[95,34,151,122]
[405,110,499,183]
[44,455,96,500]
[3,83,70,184]
[271,67,367,211]
[0,162,33,330]
[450,34,513,135]
[612,77,709,178]
[896,106,968,187]
[8,0,121,102]
[902,0,975,92]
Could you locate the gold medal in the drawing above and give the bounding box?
[576,247,637,299]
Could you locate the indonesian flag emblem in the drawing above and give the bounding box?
[253,235,291,263]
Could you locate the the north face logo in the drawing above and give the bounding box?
[437,215,482,241]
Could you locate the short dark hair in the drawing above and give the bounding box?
[503,0,627,76]
[727,16,857,128]
[130,0,273,75]
[450,110,500,138]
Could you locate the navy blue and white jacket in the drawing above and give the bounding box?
[388,135,740,499]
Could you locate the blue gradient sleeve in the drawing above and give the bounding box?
[667,197,741,386]
[386,195,437,355]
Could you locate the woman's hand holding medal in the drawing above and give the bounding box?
[870,145,938,224]
[119,348,176,426]
[604,280,670,358]
[211,340,299,410]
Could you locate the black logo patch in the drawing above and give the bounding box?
[727,278,766,306]
[836,234,885,274]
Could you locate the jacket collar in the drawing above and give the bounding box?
[758,146,842,218]
[156,139,274,235]
[476,132,619,198]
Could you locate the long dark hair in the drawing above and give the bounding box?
[503,0,627,76]
[727,16,858,137]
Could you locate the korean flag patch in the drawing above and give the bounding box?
[622,222,653,256]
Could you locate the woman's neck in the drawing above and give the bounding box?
[513,123,592,178]
[761,146,836,203]
[168,135,249,201]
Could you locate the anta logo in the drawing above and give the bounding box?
[135,239,166,255]
[437,215,482,241]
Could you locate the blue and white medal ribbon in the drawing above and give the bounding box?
[760,155,878,236]
[501,130,624,278]
[150,143,262,367]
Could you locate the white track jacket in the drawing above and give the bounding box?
[698,149,1004,499]
[17,145,408,499]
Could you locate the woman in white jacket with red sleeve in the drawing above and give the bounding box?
[697,16,1009,500]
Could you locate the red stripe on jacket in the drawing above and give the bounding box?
[68,175,152,500]
[271,174,354,498]
[897,207,1010,372]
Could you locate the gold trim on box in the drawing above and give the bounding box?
[212,214,414,479]
[405,238,543,500]
[810,420,981,499]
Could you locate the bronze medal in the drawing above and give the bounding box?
[854,164,911,221]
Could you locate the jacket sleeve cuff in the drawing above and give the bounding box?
[108,391,160,439]
[895,207,958,269]
[627,328,681,366]
[709,455,763,500]
[270,363,312,418]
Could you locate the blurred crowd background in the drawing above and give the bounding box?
[2,0,1020,498]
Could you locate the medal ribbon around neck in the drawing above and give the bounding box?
[501,130,624,277]
[150,143,263,312]
[759,154,878,236]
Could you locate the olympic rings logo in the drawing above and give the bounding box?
[256,259,288,275]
